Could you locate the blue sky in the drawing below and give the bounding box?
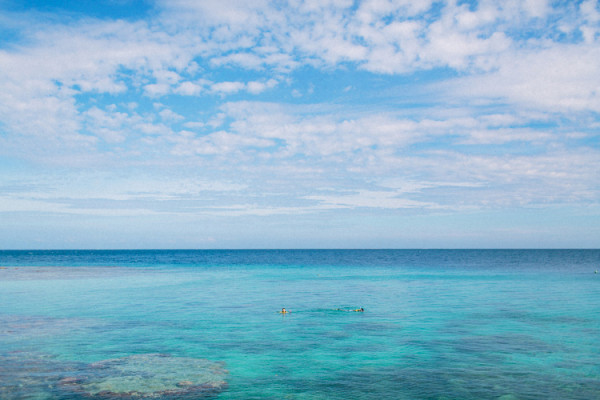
[1,0,599,249]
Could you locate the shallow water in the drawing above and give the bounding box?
[1,250,599,399]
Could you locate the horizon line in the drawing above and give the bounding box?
[1,248,598,251]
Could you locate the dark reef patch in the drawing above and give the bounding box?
[59,353,228,399]
[1,352,228,400]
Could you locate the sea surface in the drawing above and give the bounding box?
[1,249,599,399]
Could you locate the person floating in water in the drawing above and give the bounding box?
[334,307,364,312]
[280,308,289,314]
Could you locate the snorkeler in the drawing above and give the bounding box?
[354,307,364,312]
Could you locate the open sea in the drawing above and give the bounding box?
[1,249,599,400]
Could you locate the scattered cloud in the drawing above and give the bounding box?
[444,44,600,113]
[306,190,439,210]
[1,0,599,246]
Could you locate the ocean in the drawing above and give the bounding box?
[1,249,599,399]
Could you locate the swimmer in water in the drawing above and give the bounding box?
[334,307,364,312]
[280,308,289,314]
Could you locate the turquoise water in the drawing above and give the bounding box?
[1,250,599,399]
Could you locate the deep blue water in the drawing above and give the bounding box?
[1,250,599,399]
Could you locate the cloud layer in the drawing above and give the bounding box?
[0,0,599,247]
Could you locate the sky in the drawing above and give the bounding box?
[0,0,599,249]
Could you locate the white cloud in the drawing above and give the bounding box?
[170,130,275,156]
[1,0,599,223]
[247,79,278,94]
[215,101,569,160]
[0,17,205,160]
[144,83,172,97]
[174,80,209,96]
[0,173,250,218]
[445,44,600,113]
[84,106,132,143]
[2,0,597,156]
[306,190,438,209]
[0,196,161,217]
[183,121,205,129]
[209,79,279,95]
[154,0,575,75]
[159,108,184,122]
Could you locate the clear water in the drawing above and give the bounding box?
[1,250,599,399]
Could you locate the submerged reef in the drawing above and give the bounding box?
[59,353,228,399]
[0,351,84,400]
[0,349,227,399]
[1,315,228,399]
